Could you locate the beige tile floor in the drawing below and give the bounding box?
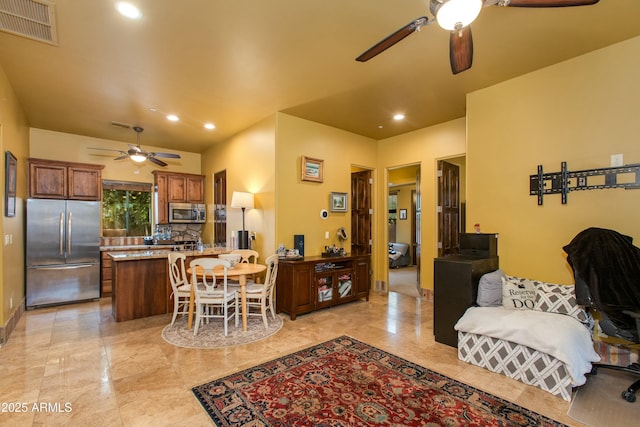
[0,291,586,426]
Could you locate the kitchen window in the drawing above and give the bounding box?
[102,180,152,237]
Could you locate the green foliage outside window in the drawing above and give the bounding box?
[103,186,151,237]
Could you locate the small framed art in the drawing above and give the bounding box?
[330,192,348,212]
[301,156,323,183]
[5,151,16,217]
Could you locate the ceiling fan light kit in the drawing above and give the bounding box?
[356,0,600,74]
[88,125,181,166]
[431,0,483,31]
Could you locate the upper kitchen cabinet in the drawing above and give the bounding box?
[153,171,205,223]
[168,174,205,203]
[29,158,104,201]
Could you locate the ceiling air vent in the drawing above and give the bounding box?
[0,0,57,45]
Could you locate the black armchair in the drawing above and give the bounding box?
[564,227,640,402]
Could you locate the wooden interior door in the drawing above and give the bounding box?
[437,160,460,257]
[350,170,371,255]
[213,170,226,247]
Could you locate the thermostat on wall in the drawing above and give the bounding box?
[320,209,328,219]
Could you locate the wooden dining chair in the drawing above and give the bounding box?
[190,258,238,336]
[167,252,191,326]
[242,254,279,329]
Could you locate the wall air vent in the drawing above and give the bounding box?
[0,0,57,45]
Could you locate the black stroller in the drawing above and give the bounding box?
[564,227,640,402]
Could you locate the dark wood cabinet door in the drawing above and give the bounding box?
[168,175,186,202]
[186,176,204,203]
[29,162,67,199]
[155,173,168,224]
[68,166,102,200]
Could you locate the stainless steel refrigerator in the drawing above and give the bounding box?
[26,199,101,308]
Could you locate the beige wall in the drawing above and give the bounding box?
[275,113,378,261]
[378,118,467,290]
[467,36,640,284]
[201,114,277,258]
[0,65,29,325]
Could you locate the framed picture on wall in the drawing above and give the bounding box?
[399,209,407,220]
[5,151,17,217]
[301,156,323,183]
[330,192,348,212]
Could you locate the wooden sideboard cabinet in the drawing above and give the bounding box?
[29,158,104,200]
[276,254,370,320]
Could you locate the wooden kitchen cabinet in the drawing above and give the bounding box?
[100,251,113,297]
[153,171,205,223]
[167,173,204,203]
[276,254,370,320]
[155,173,168,224]
[29,158,104,200]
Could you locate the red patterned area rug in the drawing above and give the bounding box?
[192,336,566,426]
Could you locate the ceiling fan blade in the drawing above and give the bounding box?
[88,147,125,154]
[505,0,599,7]
[147,156,168,167]
[450,26,473,75]
[356,16,430,62]
[149,152,181,159]
[114,154,130,161]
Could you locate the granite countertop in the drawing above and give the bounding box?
[107,247,229,261]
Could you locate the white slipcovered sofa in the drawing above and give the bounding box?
[454,270,600,401]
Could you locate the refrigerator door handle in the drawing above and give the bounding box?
[28,264,96,270]
[59,212,64,256]
[67,211,72,254]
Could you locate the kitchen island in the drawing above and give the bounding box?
[108,248,227,322]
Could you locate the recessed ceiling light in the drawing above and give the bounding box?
[204,123,215,130]
[393,113,405,121]
[115,2,142,19]
[166,114,179,122]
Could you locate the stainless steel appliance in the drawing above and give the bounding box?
[168,202,206,223]
[26,199,101,308]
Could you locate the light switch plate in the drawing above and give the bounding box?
[611,153,623,167]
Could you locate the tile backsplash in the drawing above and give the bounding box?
[101,224,203,247]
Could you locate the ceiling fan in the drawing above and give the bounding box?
[356,0,600,74]
[89,126,181,167]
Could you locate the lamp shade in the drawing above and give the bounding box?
[231,191,254,209]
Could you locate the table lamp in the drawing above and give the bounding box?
[231,191,254,249]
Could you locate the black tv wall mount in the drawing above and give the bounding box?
[530,162,640,205]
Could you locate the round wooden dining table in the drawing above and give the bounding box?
[186,262,266,332]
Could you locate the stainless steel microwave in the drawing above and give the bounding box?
[168,203,206,223]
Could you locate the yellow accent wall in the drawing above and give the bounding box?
[467,35,640,284]
[378,118,467,290]
[200,114,277,258]
[0,64,29,326]
[275,113,377,260]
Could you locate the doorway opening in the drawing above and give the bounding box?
[387,164,420,298]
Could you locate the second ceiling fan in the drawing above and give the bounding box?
[90,125,180,167]
[356,0,600,74]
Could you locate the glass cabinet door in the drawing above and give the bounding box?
[337,272,353,301]
[316,274,333,305]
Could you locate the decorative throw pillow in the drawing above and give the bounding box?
[476,269,505,307]
[533,281,591,324]
[502,276,536,310]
